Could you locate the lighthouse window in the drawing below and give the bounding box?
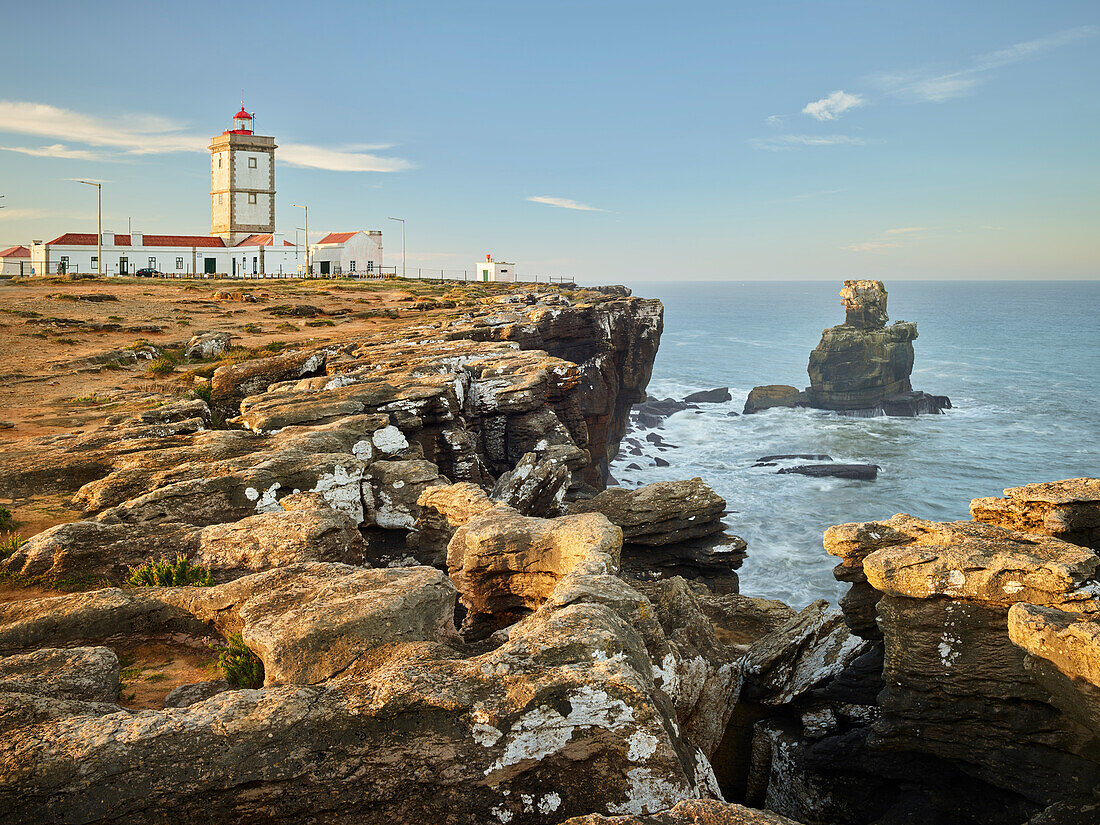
[218,156,222,168]
[248,193,257,204]
[248,157,257,168]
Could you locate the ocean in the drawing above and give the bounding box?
[611,280,1100,608]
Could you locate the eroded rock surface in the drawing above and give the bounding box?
[972,478,1100,550]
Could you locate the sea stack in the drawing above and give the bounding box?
[745,279,950,416]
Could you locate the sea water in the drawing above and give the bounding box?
[610,280,1100,608]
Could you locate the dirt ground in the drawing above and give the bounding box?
[112,633,224,709]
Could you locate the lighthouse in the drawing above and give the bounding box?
[209,105,277,245]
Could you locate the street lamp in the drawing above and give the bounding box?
[79,181,102,276]
[388,217,405,279]
[293,204,308,276]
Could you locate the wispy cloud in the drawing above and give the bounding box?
[526,196,607,212]
[749,134,867,151]
[875,25,1097,102]
[0,100,412,172]
[279,143,412,172]
[802,91,865,121]
[0,143,107,161]
[783,188,848,202]
[842,226,933,252]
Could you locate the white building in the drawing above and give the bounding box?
[476,255,516,282]
[17,107,376,279]
[311,231,383,276]
[0,245,29,277]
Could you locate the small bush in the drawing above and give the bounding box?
[242,323,263,334]
[127,554,213,587]
[146,355,177,377]
[0,507,13,531]
[214,633,264,688]
[1,533,25,558]
[192,383,212,403]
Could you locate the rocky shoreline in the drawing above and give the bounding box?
[0,281,1097,824]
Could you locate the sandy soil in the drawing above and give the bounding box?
[113,632,223,710]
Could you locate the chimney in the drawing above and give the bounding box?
[131,232,143,248]
[102,231,115,246]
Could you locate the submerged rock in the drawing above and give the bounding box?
[777,463,878,481]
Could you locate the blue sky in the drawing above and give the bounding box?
[1,0,1097,280]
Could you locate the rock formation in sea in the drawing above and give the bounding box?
[745,280,951,417]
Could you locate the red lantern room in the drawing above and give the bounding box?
[225,106,254,135]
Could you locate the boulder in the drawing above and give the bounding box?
[741,600,870,707]
[158,562,459,685]
[184,331,233,360]
[447,509,622,622]
[491,450,571,517]
[620,532,747,596]
[683,388,732,404]
[971,477,1100,550]
[363,459,448,530]
[569,478,727,546]
[211,348,327,414]
[743,385,808,415]
[0,646,119,704]
[414,482,498,567]
[194,494,367,578]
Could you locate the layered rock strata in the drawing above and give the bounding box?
[971,477,1100,550]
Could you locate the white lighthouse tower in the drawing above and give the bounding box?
[209,106,277,245]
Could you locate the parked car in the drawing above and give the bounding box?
[134,267,160,277]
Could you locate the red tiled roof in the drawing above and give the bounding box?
[47,233,225,248]
[235,233,274,247]
[317,231,357,245]
[141,235,226,248]
[0,245,29,258]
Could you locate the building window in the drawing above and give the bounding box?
[248,157,257,168]
[218,194,223,204]
[175,257,184,270]
[90,256,98,269]
[218,156,222,168]
[252,257,258,274]
[248,193,257,204]
[366,261,374,272]
[148,257,157,269]
[349,260,356,272]
[59,256,69,273]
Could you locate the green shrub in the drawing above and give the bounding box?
[1,533,25,558]
[0,507,13,531]
[192,383,212,403]
[145,355,177,377]
[214,633,264,688]
[127,554,213,587]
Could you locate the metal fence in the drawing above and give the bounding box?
[29,260,575,285]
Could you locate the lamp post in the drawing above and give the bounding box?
[293,204,308,275]
[388,217,405,279]
[79,181,102,276]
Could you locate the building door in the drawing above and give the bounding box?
[232,258,237,278]
[320,261,330,275]
[204,258,216,274]
[119,257,128,275]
